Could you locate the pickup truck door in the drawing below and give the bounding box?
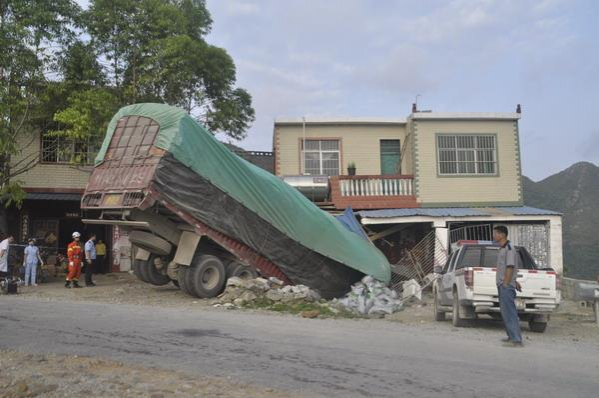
[439,251,459,305]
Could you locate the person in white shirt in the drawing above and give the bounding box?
[0,235,15,279]
[23,238,44,286]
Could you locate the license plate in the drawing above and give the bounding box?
[516,299,526,310]
[102,193,122,206]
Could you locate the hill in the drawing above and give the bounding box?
[523,162,599,280]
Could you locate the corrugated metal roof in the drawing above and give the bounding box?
[358,206,561,219]
[26,193,82,201]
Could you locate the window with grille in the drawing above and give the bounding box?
[302,139,340,176]
[437,134,497,175]
[41,134,100,165]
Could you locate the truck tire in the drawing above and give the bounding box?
[452,290,467,327]
[528,320,547,333]
[132,259,147,282]
[128,231,172,256]
[143,256,171,286]
[186,255,226,298]
[177,266,194,296]
[434,290,446,321]
[226,261,258,280]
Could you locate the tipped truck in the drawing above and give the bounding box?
[81,103,391,299]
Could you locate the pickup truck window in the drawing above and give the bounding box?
[482,247,498,267]
[444,251,458,273]
[457,247,482,269]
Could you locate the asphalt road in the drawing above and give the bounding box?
[1,297,598,398]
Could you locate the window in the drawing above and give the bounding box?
[380,139,400,175]
[458,247,482,269]
[302,139,340,176]
[437,135,497,175]
[41,134,100,165]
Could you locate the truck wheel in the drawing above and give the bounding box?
[452,291,466,327]
[187,255,226,298]
[528,320,547,333]
[171,279,179,288]
[226,261,258,280]
[177,266,194,296]
[132,259,145,282]
[434,290,446,321]
[143,256,171,286]
[129,231,172,256]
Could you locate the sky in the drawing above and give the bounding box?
[203,0,599,181]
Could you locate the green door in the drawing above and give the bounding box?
[380,140,400,175]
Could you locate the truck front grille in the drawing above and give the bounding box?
[82,193,102,207]
[123,191,145,207]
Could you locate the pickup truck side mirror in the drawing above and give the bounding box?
[433,265,444,274]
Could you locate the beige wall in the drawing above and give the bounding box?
[412,119,522,206]
[274,124,411,176]
[10,131,91,190]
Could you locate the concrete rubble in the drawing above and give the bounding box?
[332,276,404,316]
[212,277,322,308]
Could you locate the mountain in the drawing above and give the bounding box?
[522,161,599,280]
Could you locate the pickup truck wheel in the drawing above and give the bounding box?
[143,256,171,286]
[227,261,258,280]
[187,255,226,298]
[452,292,467,327]
[177,266,194,296]
[434,291,446,321]
[528,320,548,333]
[128,231,172,256]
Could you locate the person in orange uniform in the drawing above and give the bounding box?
[65,232,83,288]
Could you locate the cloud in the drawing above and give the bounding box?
[223,1,259,16]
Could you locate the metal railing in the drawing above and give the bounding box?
[449,224,493,245]
[390,230,447,292]
[339,176,413,197]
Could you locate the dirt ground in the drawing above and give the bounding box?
[0,350,309,398]
[3,272,597,397]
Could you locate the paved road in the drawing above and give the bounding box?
[1,297,598,398]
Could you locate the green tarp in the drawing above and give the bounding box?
[97,103,391,283]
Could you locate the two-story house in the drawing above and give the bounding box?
[273,106,563,273]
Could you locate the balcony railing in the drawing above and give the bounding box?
[329,175,418,210]
[339,176,413,197]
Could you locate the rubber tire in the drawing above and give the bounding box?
[434,291,446,321]
[177,266,194,296]
[128,231,172,256]
[528,320,547,333]
[143,256,171,286]
[171,279,179,288]
[227,261,258,280]
[136,258,152,284]
[186,255,226,298]
[132,258,148,283]
[452,290,466,327]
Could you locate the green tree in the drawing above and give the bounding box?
[0,0,80,230]
[85,0,254,140]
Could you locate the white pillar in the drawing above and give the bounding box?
[548,216,563,275]
[434,221,449,270]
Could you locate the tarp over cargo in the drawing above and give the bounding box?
[96,103,391,295]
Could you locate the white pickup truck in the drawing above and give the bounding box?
[433,240,560,333]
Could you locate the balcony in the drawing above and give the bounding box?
[329,175,419,210]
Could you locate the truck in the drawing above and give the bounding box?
[81,103,391,299]
[433,240,560,332]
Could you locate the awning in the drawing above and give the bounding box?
[25,192,82,201]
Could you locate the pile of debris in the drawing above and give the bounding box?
[213,277,321,309]
[332,276,404,316]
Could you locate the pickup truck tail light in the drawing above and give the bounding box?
[546,271,559,290]
[464,269,474,289]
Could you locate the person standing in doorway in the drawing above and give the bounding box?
[0,234,14,279]
[66,232,83,288]
[95,239,107,274]
[23,238,43,286]
[84,233,97,287]
[493,225,523,347]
